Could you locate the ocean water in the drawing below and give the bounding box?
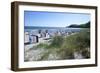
[24,26,82,33]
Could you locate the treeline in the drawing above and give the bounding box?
[68,21,90,28]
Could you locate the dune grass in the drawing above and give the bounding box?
[35,29,90,60]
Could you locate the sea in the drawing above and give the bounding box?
[24,26,82,33]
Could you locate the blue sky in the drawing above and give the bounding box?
[24,11,90,27]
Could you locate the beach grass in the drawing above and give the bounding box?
[34,29,90,60]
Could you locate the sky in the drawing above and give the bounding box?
[24,11,90,27]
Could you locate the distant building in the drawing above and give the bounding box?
[30,35,39,43]
[24,32,30,44]
[46,33,50,38]
[37,33,41,38]
[41,32,46,38]
[24,31,39,44]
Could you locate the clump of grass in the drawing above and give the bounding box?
[48,35,64,48]
[36,29,90,59]
[81,48,90,58]
[63,30,90,58]
[36,35,64,49]
[36,43,49,48]
[65,30,90,52]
